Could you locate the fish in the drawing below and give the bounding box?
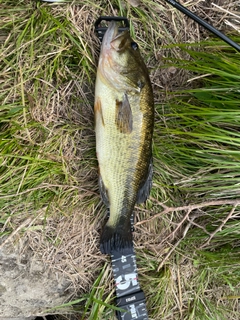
[94,21,154,254]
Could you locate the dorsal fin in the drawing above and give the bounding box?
[136,158,153,204]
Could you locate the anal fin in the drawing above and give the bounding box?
[99,174,109,207]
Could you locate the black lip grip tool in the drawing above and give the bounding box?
[95,16,130,42]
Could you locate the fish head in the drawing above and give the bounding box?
[98,21,149,92]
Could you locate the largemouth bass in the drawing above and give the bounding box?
[95,21,154,254]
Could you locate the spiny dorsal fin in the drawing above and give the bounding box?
[115,93,133,134]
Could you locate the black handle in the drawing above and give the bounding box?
[165,0,240,52]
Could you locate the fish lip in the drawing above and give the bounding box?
[101,21,119,52]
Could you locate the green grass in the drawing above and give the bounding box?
[0,1,98,233]
[147,40,240,319]
[1,0,240,319]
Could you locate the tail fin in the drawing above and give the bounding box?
[100,221,133,254]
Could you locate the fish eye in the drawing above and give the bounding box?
[131,41,138,50]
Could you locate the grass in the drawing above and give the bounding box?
[143,40,240,319]
[1,0,240,319]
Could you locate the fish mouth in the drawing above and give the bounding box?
[102,21,119,49]
[99,21,129,87]
[101,21,129,54]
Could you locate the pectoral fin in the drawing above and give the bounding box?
[94,97,104,126]
[136,158,153,204]
[115,94,133,134]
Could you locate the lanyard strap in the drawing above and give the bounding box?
[111,246,148,320]
[111,215,149,319]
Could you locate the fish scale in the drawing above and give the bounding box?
[97,94,143,221]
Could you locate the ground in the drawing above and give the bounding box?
[0,0,240,319]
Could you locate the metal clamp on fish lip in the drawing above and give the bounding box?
[95,16,130,42]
